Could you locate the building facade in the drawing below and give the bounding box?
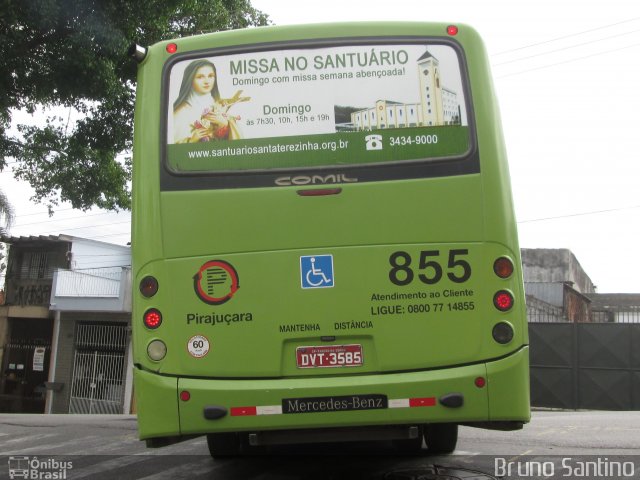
[0,235,132,414]
[522,248,639,324]
[351,49,461,131]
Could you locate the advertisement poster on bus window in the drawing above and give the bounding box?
[165,43,470,173]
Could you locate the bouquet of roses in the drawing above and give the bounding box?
[190,91,250,142]
[190,107,227,142]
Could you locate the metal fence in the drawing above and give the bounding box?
[529,322,640,410]
[528,303,640,324]
[75,323,128,351]
[69,323,128,414]
[526,283,640,409]
[526,294,566,323]
[54,268,123,298]
[591,307,640,324]
[525,282,640,324]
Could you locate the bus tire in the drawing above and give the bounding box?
[206,432,242,457]
[424,423,458,454]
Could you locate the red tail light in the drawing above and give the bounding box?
[447,25,459,36]
[493,291,514,311]
[166,43,178,54]
[144,308,162,329]
[493,257,514,279]
[140,276,159,298]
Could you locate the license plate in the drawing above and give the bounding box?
[296,344,363,368]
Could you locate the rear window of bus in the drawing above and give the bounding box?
[162,40,474,176]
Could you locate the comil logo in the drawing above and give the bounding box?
[275,173,358,186]
[8,456,73,479]
[193,260,240,305]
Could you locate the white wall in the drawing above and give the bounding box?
[70,239,130,271]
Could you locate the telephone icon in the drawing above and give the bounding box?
[365,134,383,151]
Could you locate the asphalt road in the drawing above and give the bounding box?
[1,411,639,479]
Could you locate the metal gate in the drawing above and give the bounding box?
[69,323,128,414]
[529,323,640,410]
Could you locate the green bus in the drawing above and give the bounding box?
[130,22,530,455]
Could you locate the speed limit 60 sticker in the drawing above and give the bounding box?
[187,335,210,358]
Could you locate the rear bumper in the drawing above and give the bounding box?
[135,346,529,441]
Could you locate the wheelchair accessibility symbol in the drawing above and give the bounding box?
[300,255,334,289]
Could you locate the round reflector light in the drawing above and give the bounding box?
[140,276,159,297]
[147,340,167,361]
[180,390,191,402]
[447,25,459,36]
[493,290,514,311]
[144,308,162,329]
[492,321,515,344]
[475,376,486,388]
[166,43,178,54]
[493,257,514,279]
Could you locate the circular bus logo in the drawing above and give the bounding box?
[193,260,240,305]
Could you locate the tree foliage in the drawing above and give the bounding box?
[0,189,14,236]
[0,190,14,276]
[0,0,269,212]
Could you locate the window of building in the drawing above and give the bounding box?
[21,252,52,279]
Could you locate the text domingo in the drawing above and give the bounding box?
[263,104,311,116]
[187,312,253,326]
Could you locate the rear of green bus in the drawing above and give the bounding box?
[131,22,529,453]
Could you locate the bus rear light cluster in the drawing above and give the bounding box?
[140,276,159,298]
[493,257,514,279]
[144,308,162,329]
[493,290,514,312]
[492,322,514,344]
[147,340,167,361]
